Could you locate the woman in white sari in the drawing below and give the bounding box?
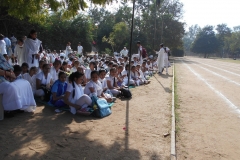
[22,30,42,68]
[0,54,36,117]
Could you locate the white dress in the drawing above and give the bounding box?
[77,45,83,54]
[157,48,165,72]
[0,40,7,55]
[22,38,41,68]
[22,73,37,93]
[50,67,60,83]
[84,80,103,97]
[65,46,71,57]
[14,44,24,65]
[0,79,36,112]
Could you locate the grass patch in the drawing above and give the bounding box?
[174,65,180,134]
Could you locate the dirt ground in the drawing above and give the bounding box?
[0,67,173,160]
[175,57,240,160]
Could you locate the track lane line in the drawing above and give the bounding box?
[185,59,240,78]
[190,63,240,87]
[182,60,240,117]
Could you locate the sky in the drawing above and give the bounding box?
[180,0,240,30]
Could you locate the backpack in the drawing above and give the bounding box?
[91,96,112,118]
[142,47,147,58]
[120,88,132,98]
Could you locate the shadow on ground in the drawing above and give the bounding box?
[0,99,166,160]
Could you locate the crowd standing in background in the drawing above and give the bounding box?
[0,30,171,117]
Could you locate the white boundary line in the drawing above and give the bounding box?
[171,61,176,160]
[194,61,240,78]
[193,64,240,86]
[182,61,240,116]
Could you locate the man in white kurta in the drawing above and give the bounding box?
[22,38,41,68]
[120,47,128,57]
[157,44,165,74]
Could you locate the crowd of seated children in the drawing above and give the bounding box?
[1,45,162,117]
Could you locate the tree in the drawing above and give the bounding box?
[183,25,201,52]
[102,22,129,52]
[224,31,240,55]
[216,23,231,57]
[191,25,219,58]
[0,0,111,23]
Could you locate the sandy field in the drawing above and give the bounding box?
[175,57,240,160]
[0,67,173,160]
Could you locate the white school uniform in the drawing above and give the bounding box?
[105,75,120,96]
[84,80,103,97]
[35,72,52,96]
[70,66,77,73]
[22,73,37,93]
[50,67,60,83]
[85,68,93,80]
[121,70,135,86]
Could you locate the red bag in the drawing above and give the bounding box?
[142,47,147,58]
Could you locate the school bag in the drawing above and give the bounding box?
[142,47,148,58]
[91,96,112,118]
[120,88,132,98]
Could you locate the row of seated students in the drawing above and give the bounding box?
[11,55,155,114]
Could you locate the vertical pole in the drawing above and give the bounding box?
[153,0,157,50]
[127,0,136,88]
[161,16,163,42]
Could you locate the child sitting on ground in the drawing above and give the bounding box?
[130,65,144,86]
[106,67,121,97]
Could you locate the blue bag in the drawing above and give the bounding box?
[91,96,112,118]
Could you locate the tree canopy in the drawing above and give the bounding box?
[0,0,111,23]
[0,0,185,55]
[191,26,219,58]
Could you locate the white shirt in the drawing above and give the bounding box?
[98,78,107,90]
[22,73,37,92]
[84,80,103,97]
[106,75,117,88]
[120,49,128,57]
[66,82,84,107]
[36,72,52,85]
[85,68,93,80]
[50,67,60,82]
[0,40,7,55]
[70,66,77,73]
[65,46,71,57]
[77,45,83,54]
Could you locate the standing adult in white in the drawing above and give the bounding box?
[0,34,7,55]
[154,43,165,74]
[137,41,143,64]
[14,38,24,65]
[77,42,83,55]
[120,47,128,57]
[22,30,42,68]
[65,42,72,57]
[163,47,169,74]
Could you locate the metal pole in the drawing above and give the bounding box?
[153,0,157,49]
[161,16,163,42]
[127,0,136,89]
